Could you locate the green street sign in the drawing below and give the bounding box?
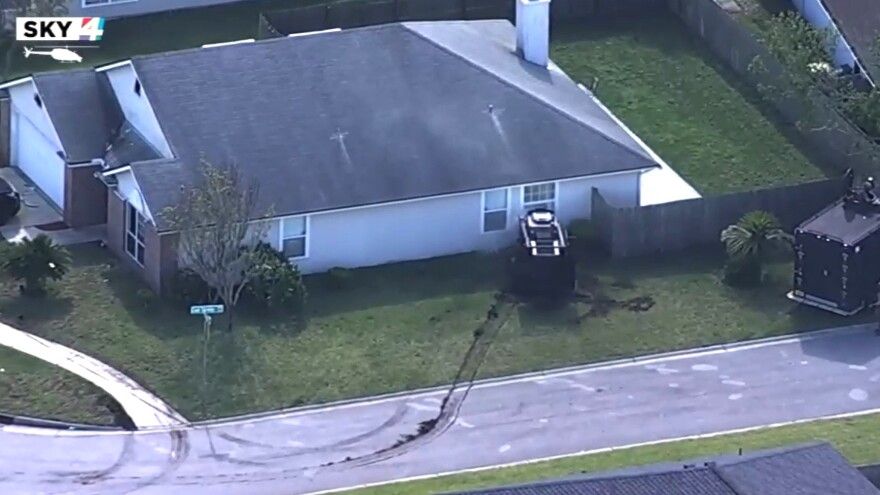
[190,304,224,315]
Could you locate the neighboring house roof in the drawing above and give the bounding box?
[118,20,657,230]
[32,69,123,163]
[447,443,880,495]
[820,0,880,82]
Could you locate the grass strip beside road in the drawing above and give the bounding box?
[0,346,117,425]
[342,413,880,494]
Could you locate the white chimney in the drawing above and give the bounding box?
[515,0,551,67]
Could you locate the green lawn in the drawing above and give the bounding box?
[550,14,826,194]
[341,413,880,495]
[0,346,116,425]
[0,243,863,421]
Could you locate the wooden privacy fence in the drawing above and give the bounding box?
[259,0,665,37]
[667,0,880,174]
[591,177,846,258]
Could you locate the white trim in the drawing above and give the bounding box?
[95,60,132,73]
[287,28,341,38]
[101,165,131,177]
[278,215,310,261]
[9,81,68,161]
[480,188,510,234]
[82,0,138,8]
[110,168,154,223]
[202,39,255,49]
[124,201,146,267]
[521,181,557,212]
[0,76,33,90]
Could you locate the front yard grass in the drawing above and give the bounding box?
[0,346,116,425]
[550,14,827,194]
[341,413,880,495]
[0,243,863,421]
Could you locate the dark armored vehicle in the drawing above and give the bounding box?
[508,209,576,298]
[789,173,880,315]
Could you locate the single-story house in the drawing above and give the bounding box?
[791,0,880,86]
[0,0,660,294]
[446,442,880,495]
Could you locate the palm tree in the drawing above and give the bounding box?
[721,210,793,262]
[2,234,71,296]
[720,211,793,287]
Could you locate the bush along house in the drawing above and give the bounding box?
[0,0,661,294]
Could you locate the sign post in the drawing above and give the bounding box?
[190,304,224,416]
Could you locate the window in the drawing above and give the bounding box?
[482,189,508,233]
[33,94,41,108]
[281,216,307,259]
[134,79,141,96]
[125,202,146,266]
[522,182,556,212]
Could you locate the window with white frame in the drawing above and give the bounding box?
[125,202,146,266]
[281,216,308,259]
[482,188,508,233]
[522,182,556,212]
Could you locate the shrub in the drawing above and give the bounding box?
[722,256,762,288]
[169,268,213,304]
[325,267,353,291]
[246,242,307,310]
[2,234,70,296]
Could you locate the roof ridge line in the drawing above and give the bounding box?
[401,21,654,165]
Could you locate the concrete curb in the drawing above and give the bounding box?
[188,322,874,428]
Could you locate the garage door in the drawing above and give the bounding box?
[12,111,65,208]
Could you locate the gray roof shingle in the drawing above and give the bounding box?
[33,69,123,163]
[447,443,880,495]
[820,0,880,82]
[103,121,162,169]
[124,20,657,230]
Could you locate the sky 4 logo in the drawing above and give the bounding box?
[16,17,105,42]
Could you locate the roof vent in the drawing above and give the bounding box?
[201,39,255,48]
[287,28,341,38]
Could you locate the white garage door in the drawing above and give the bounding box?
[13,111,65,208]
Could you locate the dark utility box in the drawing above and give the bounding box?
[789,198,880,315]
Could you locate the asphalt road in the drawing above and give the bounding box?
[4,325,880,495]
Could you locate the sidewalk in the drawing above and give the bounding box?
[0,322,187,429]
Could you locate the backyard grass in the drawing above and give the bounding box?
[0,346,116,425]
[0,243,864,421]
[550,14,827,194]
[340,413,880,494]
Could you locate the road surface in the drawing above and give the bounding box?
[4,325,880,495]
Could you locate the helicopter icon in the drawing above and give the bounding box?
[22,46,98,63]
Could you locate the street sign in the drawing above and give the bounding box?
[190,304,224,316]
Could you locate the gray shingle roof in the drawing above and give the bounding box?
[103,121,162,169]
[820,0,880,82]
[447,443,880,495]
[33,69,123,163]
[124,20,657,229]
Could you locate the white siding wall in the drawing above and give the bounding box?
[791,0,861,74]
[102,64,174,158]
[116,171,154,221]
[261,172,639,274]
[7,80,63,152]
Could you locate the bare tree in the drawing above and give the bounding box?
[163,159,272,331]
[749,11,880,168]
[0,0,68,80]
